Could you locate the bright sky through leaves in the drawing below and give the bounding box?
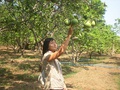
[101,0,120,25]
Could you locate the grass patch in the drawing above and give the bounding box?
[15,74,38,81]
[64,71,77,78]
[18,63,32,70]
[78,58,110,64]
[62,65,78,78]
[62,65,72,75]
[79,55,110,64]
[0,68,12,77]
[23,55,40,59]
[78,60,103,65]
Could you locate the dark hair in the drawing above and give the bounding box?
[43,38,54,55]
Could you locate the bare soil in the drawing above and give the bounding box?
[65,54,120,90]
[66,66,120,90]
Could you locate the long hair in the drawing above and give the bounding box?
[43,38,54,55]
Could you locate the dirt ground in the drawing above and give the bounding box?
[65,54,120,90]
[65,66,120,90]
[0,46,120,90]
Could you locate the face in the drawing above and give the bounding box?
[48,40,58,52]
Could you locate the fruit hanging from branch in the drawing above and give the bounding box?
[91,20,95,26]
[64,18,78,26]
[64,19,71,26]
[84,20,91,27]
[71,18,79,25]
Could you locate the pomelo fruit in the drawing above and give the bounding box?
[91,20,95,26]
[84,20,91,27]
[64,19,70,26]
[71,18,78,25]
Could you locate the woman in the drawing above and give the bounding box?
[40,25,73,90]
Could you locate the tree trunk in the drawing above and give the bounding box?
[71,40,76,63]
[111,43,115,56]
[89,51,93,59]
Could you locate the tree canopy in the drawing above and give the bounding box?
[0,0,120,59]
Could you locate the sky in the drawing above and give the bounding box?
[101,0,120,25]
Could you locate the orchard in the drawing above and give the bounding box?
[0,0,120,90]
[0,0,120,59]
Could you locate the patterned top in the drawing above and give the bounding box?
[42,51,66,90]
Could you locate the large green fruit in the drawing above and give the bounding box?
[91,20,95,26]
[71,18,78,25]
[84,20,91,27]
[64,19,70,26]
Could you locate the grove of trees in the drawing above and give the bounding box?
[0,0,120,62]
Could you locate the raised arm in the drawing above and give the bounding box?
[48,25,73,61]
